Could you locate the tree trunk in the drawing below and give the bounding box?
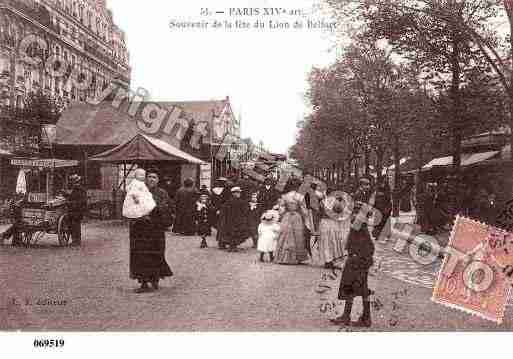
[509,13,513,200]
[354,158,359,184]
[364,147,370,176]
[376,146,384,184]
[451,30,462,173]
[393,135,401,217]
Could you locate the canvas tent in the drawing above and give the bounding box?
[0,149,13,157]
[89,133,206,165]
[421,151,500,171]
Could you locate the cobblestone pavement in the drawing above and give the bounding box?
[373,241,441,289]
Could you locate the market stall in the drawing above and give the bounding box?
[9,157,79,246]
[89,133,206,217]
[90,133,206,185]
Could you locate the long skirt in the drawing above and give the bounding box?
[216,210,227,246]
[274,211,309,264]
[129,220,173,282]
[174,206,196,235]
[318,218,350,264]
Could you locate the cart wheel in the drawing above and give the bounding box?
[58,215,71,246]
[32,231,45,245]
[21,231,34,247]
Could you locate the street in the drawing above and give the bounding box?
[1,220,513,331]
[0,220,328,331]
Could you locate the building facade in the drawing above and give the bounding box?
[0,0,130,109]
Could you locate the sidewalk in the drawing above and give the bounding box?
[330,269,513,331]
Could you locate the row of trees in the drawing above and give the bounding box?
[291,0,513,200]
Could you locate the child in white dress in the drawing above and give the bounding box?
[122,168,156,219]
[257,210,281,262]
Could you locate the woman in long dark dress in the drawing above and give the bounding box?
[211,178,230,248]
[331,177,375,327]
[129,168,173,293]
[221,187,249,252]
[173,178,198,235]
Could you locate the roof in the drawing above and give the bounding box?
[0,148,13,157]
[56,99,228,147]
[422,151,499,170]
[90,133,206,164]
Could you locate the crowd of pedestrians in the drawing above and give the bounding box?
[416,177,500,234]
[149,172,394,328]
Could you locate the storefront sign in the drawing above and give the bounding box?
[10,158,78,168]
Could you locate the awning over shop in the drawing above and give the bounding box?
[89,133,206,165]
[422,151,499,170]
[243,168,266,182]
[0,149,13,157]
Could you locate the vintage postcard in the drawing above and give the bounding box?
[432,216,512,324]
[3,1,513,355]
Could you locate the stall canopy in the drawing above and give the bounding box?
[89,133,206,164]
[422,151,499,171]
[0,149,13,157]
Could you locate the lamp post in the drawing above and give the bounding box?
[40,123,56,201]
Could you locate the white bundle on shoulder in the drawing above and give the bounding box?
[122,169,156,219]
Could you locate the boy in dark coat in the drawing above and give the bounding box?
[331,177,375,328]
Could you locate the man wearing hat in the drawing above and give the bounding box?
[236,173,256,202]
[258,177,280,211]
[219,186,249,251]
[63,174,88,247]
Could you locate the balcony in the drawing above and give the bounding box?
[3,0,52,28]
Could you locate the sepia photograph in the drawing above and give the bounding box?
[3,0,513,353]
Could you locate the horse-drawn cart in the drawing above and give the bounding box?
[10,157,79,247]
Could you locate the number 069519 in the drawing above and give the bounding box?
[33,339,65,348]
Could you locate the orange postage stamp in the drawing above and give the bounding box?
[432,215,513,324]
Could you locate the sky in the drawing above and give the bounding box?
[106,0,337,154]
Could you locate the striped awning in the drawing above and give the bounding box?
[422,151,499,170]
